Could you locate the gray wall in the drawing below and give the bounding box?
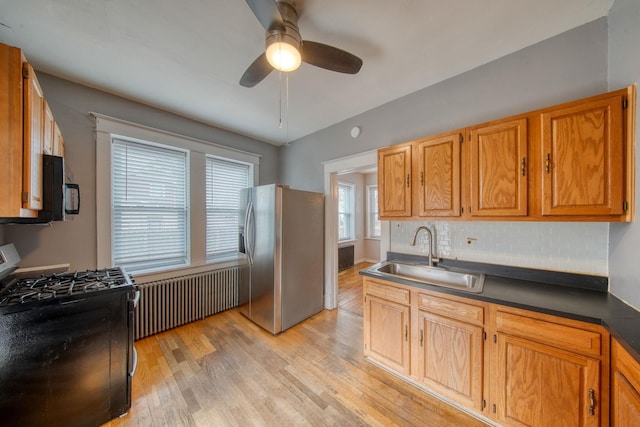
[608,0,640,309]
[280,18,608,192]
[4,73,279,270]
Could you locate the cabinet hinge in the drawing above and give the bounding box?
[623,99,628,109]
[22,63,29,79]
[623,201,629,212]
[459,133,463,143]
[22,192,29,203]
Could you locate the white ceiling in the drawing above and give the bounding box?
[0,0,614,146]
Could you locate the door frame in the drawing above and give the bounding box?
[322,149,388,309]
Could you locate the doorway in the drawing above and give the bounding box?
[322,149,389,310]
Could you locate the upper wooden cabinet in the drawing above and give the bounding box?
[23,62,45,211]
[541,94,625,217]
[377,86,635,222]
[413,131,462,217]
[0,43,27,218]
[378,143,412,218]
[0,42,64,218]
[469,118,528,217]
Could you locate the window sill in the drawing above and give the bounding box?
[339,240,356,246]
[132,257,243,284]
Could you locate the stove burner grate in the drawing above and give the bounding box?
[0,267,132,307]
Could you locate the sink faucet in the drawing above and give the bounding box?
[410,226,437,266]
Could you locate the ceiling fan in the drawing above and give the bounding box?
[240,0,363,87]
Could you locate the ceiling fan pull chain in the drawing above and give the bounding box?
[278,70,283,129]
[285,72,290,138]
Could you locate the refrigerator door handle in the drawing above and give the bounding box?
[246,200,255,265]
[243,200,251,259]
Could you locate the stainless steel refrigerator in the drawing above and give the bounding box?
[238,184,324,334]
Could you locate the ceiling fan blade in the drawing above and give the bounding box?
[301,40,363,74]
[240,53,274,87]
[245,0,284,31]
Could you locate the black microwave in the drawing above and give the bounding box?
[0,155,80,224]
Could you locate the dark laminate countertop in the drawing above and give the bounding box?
[360,253,640,363]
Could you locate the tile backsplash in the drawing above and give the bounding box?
[390,221,609,276]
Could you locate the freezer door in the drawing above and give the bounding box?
[248,184,278,333]
[237,188,251,318]
[280,188,324,331]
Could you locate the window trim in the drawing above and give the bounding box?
[338,182,355,242]
[94,113,260,280]
[366,184,381,239]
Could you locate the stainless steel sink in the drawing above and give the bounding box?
[372,261,485,293]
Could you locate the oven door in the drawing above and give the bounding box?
[0,290,132,427]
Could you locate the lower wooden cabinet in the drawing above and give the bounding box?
[415,308,484,410]
[363,276,613,426]
[363,280,411,374]
[611,339,640,426]
[493,333,601,426]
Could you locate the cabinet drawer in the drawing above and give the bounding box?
[417,293,484,326]
[365,280,410,305]
[495,310,602,357]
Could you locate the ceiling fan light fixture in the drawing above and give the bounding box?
[266,32,301,72]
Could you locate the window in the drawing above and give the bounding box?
[206,157,250,260]
[95,113,260,277]
[112,138,189,273]
[367,185,381,238]
[338,182,355,241]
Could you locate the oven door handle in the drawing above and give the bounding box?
[129,345,138,377]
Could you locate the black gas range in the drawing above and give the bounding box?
[0,244,138,427]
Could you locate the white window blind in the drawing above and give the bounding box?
[338,183,354,241]
[112,138,189,273]
[367,185,381,238]
[206,156,250,260]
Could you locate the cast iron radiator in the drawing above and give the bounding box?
[135,266,239,339]
[338,245,354,271]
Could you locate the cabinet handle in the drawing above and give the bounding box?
[420,329,424,347]
[521,157,526,176]
[588,389,596,416]
[406,174,410,188]
[420,171,424,186]
[405,325,408,341]
[545,153,551,174]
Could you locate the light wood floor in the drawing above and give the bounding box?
[104,263,487,426]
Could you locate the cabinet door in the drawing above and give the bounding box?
[23,62,44,211]
[43,101,54,155]
[363,294,410,374]
[378,143,412,218]
[493,334,601,427]
[470,118,528,216]
[541,95,624,216]
[53,122,64,157]
[611,340,640,426]
[416,310,484,410]
[414,132,462,217]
